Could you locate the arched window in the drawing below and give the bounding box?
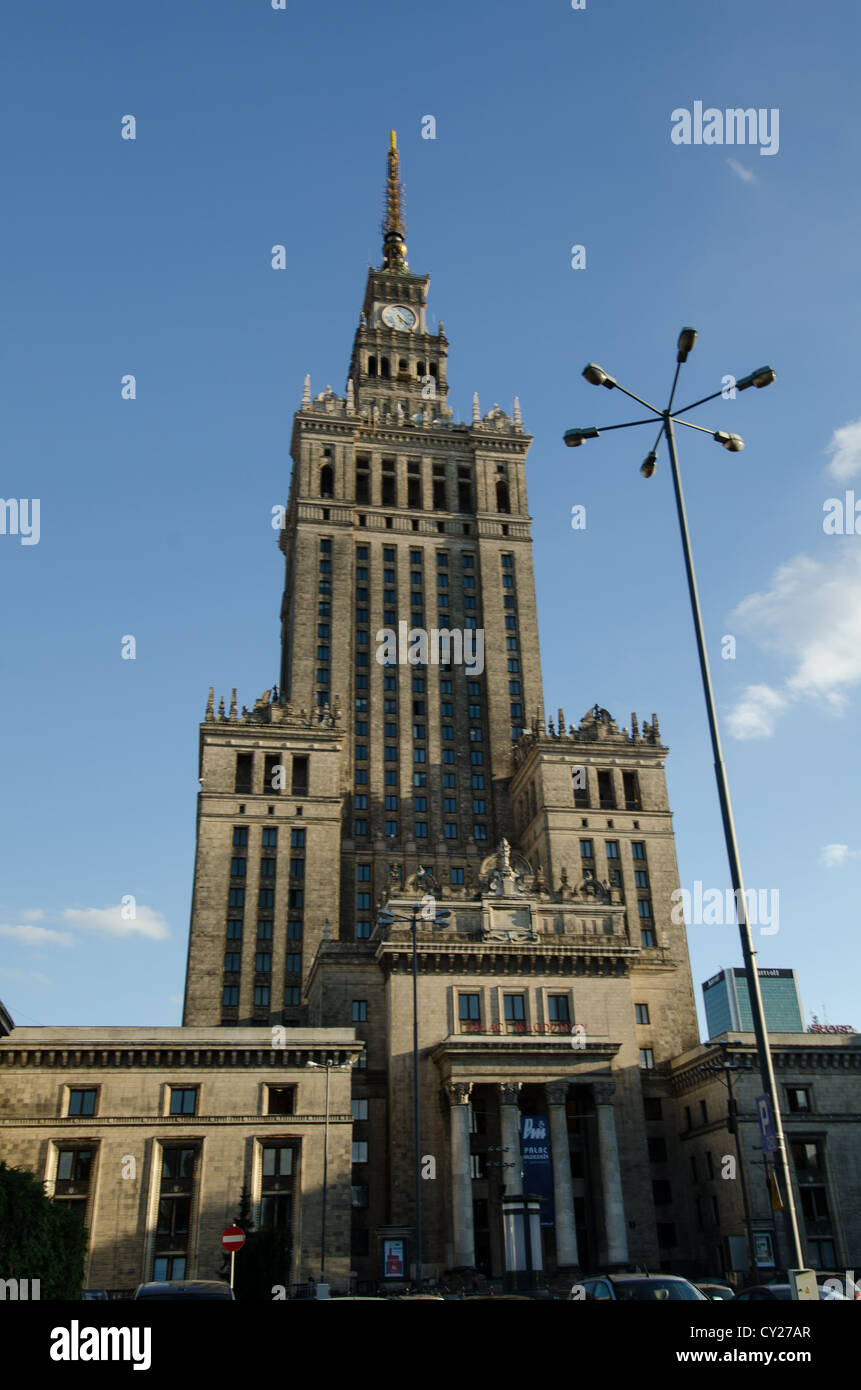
[367,356,377,377]
[417,360,426,377]
[380,357,390,379]
[429,361,438,379]
[320,464,334,499]
[496,480,511,514]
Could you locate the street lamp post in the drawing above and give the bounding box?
[707,1050,756,1277]
[306,1055,353,1290]
[378,881,451,1290]
[563,333,804,1272]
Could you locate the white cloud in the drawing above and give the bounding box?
[826,418,861,482]
[0,968,54,986]
[62,904,170,940]
[726,550,861,737]
[821,844,861,868]
[727,157,756,184]
[725,684,787,740]
[0,923,74,948]
[20,909,45,922]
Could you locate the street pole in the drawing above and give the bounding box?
[412,904,422,1291]
[664,413,803,1272]
[321,1059,330,1286]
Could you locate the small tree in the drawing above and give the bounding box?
[0,1162,88,1299]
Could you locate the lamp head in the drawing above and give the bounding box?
[714,431,745,452]
[737,365,776,391]
[676,327,698,363]
[563,426,600,448]
[582,362,616,389]
[640,451,658,479]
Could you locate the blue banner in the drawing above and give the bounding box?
[520,1114,555,1228]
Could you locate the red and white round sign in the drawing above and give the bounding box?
[221,1225,246,1253]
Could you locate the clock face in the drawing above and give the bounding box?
[381,304,417,331]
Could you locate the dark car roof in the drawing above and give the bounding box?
[133,1280,234,1300]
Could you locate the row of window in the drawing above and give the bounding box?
[234,753,309,797]
[574,767,642,811]
[64,1083,298,1119]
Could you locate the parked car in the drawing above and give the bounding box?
[80,1289,109,1301]
[572,1274,708,1301]
[132,1280,235,1300]
[734,1283,846,1301]
[696,1282,735,1300]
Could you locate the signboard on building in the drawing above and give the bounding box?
[520,1115,555,1229]
[382,1239,405,1279]
[756,1093,778,1154]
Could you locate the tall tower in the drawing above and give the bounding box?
[183,134,701,1290]
[277,131,543,944]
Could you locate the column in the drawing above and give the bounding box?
[445,1081,475,1269]
[593,1080,629,1267]
[546,1082,579,1271]
[497,1082,523,1192]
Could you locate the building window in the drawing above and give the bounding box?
[634,1003,650,1024]
[648,1137,668,1163]
[232,826,249,847]
[605,841,619,859]
[228,887,245,908]
[254,984,270,1006]
[230,857,246,877]
[262,827,278,848]
[352,1141,368,1164]
[631,842,645,860]
[351,1098,369,1121]
[787,1087,811,1113]
[644,1097,662,1121]
[623,770,641,810]
[352,1000,367,1022]
[415,822,428,837]
[351,1185,369,1208]
[267,1086,295,1116]
[641,928,657,947]
[260,1144,295,1232]
[234,752,253,794]
[255,952,272,972]
[291,756,309,796]
[222,985,239,1006]
[639,1048,655,1069]
[451,868,464,885]
[283,986,300,1006]
[699,1099,708,1124]
[67,1089,96,1117]
[547,995,570,1024]
[504,994,526,1032]
[459,993,481,1031]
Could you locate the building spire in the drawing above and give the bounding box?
[381,130,408,270]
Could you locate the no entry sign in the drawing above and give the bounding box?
[222,1225,246,1253]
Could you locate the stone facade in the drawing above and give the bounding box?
[671,1033,861,1280]
[0,1026,359,1292]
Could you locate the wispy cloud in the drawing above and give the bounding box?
[826,418,861,482]
[0,923,74,948]
[821,844,861,868]
[62,904,170,941]
[727,157,756,184]
[20,909,45,922]
[725,550,861,738]
[0,967,54,986]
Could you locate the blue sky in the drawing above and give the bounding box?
[2,0,860,1037]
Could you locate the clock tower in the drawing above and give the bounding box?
[346,131,451,424]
